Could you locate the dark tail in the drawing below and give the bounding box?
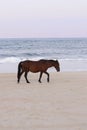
[17,62,22,83]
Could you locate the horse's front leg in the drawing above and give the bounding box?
[24,72,30,83]
[38,72,43,83]
[44,72,49,82]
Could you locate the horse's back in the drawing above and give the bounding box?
[19,59,59,72]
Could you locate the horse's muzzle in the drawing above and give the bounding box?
[57,67,60,72]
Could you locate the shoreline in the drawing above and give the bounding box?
[0,72,87,129]
[1,59,87,73]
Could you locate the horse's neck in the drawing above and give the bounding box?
[48,62,54,68]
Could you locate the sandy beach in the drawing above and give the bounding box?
[0,72,87,130]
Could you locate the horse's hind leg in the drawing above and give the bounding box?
[18,71,24,83]
[24,72,30,83]
[44,72,49,82]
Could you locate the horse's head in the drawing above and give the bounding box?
[54,60,60,72]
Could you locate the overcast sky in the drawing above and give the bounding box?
[0,0,87,38]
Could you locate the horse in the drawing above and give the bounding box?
[17,59,60,83]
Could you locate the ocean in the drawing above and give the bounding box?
[0,38,87,72]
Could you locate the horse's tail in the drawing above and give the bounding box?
[17,62,22,83]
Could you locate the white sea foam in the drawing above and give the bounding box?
[0,56,47,63]
[0,57,20,63]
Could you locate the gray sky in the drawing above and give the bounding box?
[0,0,87,38]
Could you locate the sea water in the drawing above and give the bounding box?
[0,38,87,72]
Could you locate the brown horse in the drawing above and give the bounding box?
[17,59,60,83]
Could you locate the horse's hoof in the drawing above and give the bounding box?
[38,80,42,83]
[27,81,30,83]
[17,80,20,83]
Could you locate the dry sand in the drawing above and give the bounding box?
[0,72,87,130]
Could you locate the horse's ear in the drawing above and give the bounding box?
[54,59,58,62]
[56,60,58,63]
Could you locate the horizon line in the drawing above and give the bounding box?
[0,37,87,39]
